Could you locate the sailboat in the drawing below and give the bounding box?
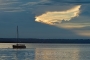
[12,26,26,49]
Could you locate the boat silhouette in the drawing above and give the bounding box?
[12,26,26,49]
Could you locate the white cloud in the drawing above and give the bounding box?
[35,5,81,25]
[34,3,90,37]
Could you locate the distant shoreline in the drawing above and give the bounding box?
[0,38,90,44]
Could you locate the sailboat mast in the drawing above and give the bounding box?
[17,26,19,44]
[12,26,26,49]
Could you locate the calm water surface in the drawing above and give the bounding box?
[0,43,90,60]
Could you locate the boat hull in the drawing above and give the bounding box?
[13,44,26,49]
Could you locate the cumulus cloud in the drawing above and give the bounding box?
[34,4,90,37]
[35,5,81,25]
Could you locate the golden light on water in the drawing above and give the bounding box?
[35,48,79,60]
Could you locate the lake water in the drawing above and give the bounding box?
[0,43,90,60]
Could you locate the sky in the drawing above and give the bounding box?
[0,0,90,39]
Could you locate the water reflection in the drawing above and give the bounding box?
[0,49,35,60]
[35,48,79,60]
[1,44,90,60]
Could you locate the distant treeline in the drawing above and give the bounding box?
[0,38,90,44]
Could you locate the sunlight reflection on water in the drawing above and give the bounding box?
[0,44,90,60]
[35,48,79,60]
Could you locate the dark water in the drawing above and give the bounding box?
[0,43,90,60]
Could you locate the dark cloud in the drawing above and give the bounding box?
[48,0,90,5]
[0,0,90,38]
[50,0,90,3]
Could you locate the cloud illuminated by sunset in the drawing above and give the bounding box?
[35,5,81,25]
[74,30,90,36]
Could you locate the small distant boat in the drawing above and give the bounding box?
[12,26,26,49]
[13,44,26,49]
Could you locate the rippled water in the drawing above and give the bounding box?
[0,49,35,60]
[0,43,90,60]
